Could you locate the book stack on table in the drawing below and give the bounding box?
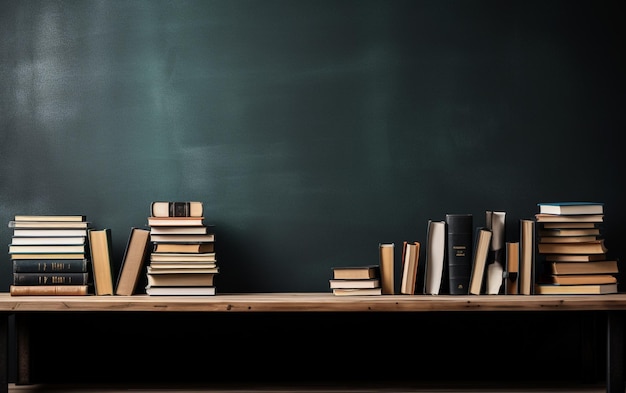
[7,215,92,296]
[329,265,382,296]
[145,202,218,295]
[534,202,618,295]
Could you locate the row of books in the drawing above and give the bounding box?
[329,202,618,296]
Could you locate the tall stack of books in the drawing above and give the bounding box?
[145,202,218,295]
[7,214,91,296]
[329,265,382,296]
[534,202,618,295]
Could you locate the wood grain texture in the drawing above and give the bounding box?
[2,293,626,312]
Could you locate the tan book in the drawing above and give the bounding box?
[332,265,379,280]
[115,227,151,296]
[537,240,608,255]
[148,216,204,227]
[150,233,215,243]
[153,242,215,253]
[535,283,617,295]
[329,279,380,289]
[332,287,382,296]
[535,213,604,223]
[14,215,86,222]
[505,241,520,295]
[400,241,420,295]
[519,219,535,295]
[10,285,89,296]
[10,253,87,260]
[468,227,493,295]
[550,274,617,285]
[550,260,619,275]
[379,243,395,294]
[88,228,114,295]
[538,228,601,236]
[539,235,598,243]
[147,272,216,287]
[544,254,606,262]
[150,252,216,262]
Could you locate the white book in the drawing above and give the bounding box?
[424,220,446,295]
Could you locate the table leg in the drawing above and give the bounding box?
[607,311,624,393]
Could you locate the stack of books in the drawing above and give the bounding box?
[534,202,618,294]
[329,265,382,296]
[145,202,218,295]
[7,214,91,296]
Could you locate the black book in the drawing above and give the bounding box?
[445,213,473,294]
[13,272,90,285]
[12,259,89,273]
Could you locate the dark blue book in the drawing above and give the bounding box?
[445,213,473,294]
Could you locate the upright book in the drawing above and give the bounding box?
[519,218,535,295]
[424,220,446,295]
[88,228,114,295]
[115,227,151,296]
[378,243,395,294]
[468,227,492,295]
[485,210,506,295]
[504,241,519,295]
[445,214,473,295]
[400,241,420,295]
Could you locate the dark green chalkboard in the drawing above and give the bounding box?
[1,0,625,293]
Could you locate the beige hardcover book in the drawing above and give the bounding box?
[379,243,395,294]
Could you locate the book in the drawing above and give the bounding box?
[445,214,473,295]
[534,214,604,223]
[538,228,601,237]
[544,254,606,262]
[147,272,216,287]
[8,244,87,254]
[14,215,86,222]
[550,260,619,275]
[148,216,205,227]
[468,227,493,295]
[147,266,219,274]
[115,227,151,296]
[13,272,89,285]
[504,241,519,295]
[153,242,215,253]
[331,287,383,296]
[10,236,86,245]
[538,235,599,243]
[88,228,114,295]
[519,218,535,295]
[151,201,203,217]
[400,241,420,295]
[537,240,608,255]
[12,259,88,273]
[541,222,599,229]
[535,283,618,295]
[149,226,210,235]
[150,252,216,262]
[332,265,379,280]
[8,220,90,229]
[378,243,395,294]
[145,286,216,296]
[550,274,617,285]
[485,211,506,295]
[12,228,89,237]
[424,220,446,295]
[10,253,87,260]
[150,233,215,243]
[329,278,381,289]
[147,262,218,269]
[537,202,604,216]
[9,285,89,296]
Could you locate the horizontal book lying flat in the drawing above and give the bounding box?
[535,283,618,295]
[332,265,380,280]
[329,278,380,289]
[544,254,606,262]
[538,228,601,236]
[13,215,86,222]
[150,226,211,235]
[150,252,216,262]
[537,202,604,215]
[537,240,608,255]
[10,237,86,245]
[8,221,91,229]
[8,244,86,254]
[147,272,216,286]
[148,262,217,269]
[153,243,215,253]
[12,229,89,237]
[540,222,599,229]
[145,286,216,296]
[148,217,205,227]
[150,233,215,243]
[332,287,382,296]
[13,272,89,285]
[147,266,219,274]
[9,285,89,296]
[550,274,617,285]
[10,253,87,260]
[12,259,89,273]
[534,214,604,223]
[550,260,619,275]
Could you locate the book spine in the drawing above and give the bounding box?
[9,285,89,296]
[13,272,89,285]
[12,259,88,273]
[445,214,473,294]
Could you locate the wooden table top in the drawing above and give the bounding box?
[2,292,626,312]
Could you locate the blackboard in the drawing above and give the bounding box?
[1,0,625,293]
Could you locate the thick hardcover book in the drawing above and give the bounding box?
[115,227,151,296]
[150,233,215,243]
[550,274,617,285]
[10,253,86,260]
[8,244,87,254]
[550,260,619,275]
[445,214,473,294]
[468,227,493,295]
[424,220,446,295]
[400,241,420,295]
[10,236,86,245]
[534,214,604,223]
[151,201,203,217]
[88,228,114,295]
[329,278,381,289]
[331,287,382,296]
[485,211,506,294]
[537,202,604,216]
[149,226,210,235]
[10,285,89,296]
[14,215,86,222]
[12,228,89,237]
[8,220,90,229]
[12,259,89,273]
[332,265,379,280]
[147,272,216,287]
[535,283,617,295]
[13,272,89,285]
[147,217,205,227]
[537,240,608,255]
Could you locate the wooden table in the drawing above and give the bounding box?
[1,293,625,392]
